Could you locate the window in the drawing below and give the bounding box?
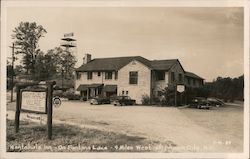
[156,71,165,80]
[87,72,92,80]
[188,78,191,85]
[105,71,112,79]
[193,79,196,85]
[115,71,118,80]
[122,91,125,95]
[97,72,101,76]
[171,72,175,82]
[76,72,81,79]
[126,91,128,95]
[178,74,183,83]
[129,71,138,84]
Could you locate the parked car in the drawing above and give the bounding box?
[189,97,211,109]
[113,96,136,106]
[90,97,111,105]
[207,98,224,107]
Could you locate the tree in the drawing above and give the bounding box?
[46,47,76,78]
[12,22,47,76]
[204,75,244,101]
[30,47,76,81]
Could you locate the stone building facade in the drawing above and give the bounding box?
[75,54,204,104]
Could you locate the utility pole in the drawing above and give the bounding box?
[9,43,16,102]
[61,69,64,90]
[175,82,177,106]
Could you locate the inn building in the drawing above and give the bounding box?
[75,54,204,104]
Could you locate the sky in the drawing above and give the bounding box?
[6,7,244,82]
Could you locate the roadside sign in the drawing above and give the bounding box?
[177,85,185,93]
[21,91,47,113]
[53,97,61,108]
[15,81,56,140]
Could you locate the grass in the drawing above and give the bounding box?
[6,119,176,152]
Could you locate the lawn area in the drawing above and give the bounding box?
[6,119,176,152]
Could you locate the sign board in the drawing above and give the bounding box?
[64,32,74,37]
[15,81,55,140]
[21,91,47,113]
[177,85,185,93]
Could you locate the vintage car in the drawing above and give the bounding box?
[89,97,111,105]
[113,96,136,106]
[207,98,224,107]
[189,97,212,109]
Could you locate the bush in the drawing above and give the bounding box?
[141,94,151,105]
[63,89,81,100]
[53,90,64,97]
[66,93,81,100]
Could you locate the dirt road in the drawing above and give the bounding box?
[52,101,243,152]
[7,99,243,152]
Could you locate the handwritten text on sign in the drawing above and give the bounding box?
[21,91,46,113]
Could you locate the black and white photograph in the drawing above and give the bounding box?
[1,0,249,158]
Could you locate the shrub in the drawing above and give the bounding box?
[63,90,81,100]
[141,94,151,105]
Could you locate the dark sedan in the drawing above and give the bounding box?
[189,97,212,109]
[89,97,111,105]
[113,96,136,106]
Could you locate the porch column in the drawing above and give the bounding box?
[86,88,89,101]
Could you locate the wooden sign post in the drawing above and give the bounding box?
[46,81,54,140]
[15,81,56,140]
[177,84,185,106]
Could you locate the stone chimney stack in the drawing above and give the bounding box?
[83,54,91,64]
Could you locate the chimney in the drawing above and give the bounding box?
[83,54,91,64]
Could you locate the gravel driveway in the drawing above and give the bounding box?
[49,100,243,153]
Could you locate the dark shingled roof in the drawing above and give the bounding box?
[151,59,179,70]
[76,56,152,71]
[185,71,204,80]
[76,56,181,72]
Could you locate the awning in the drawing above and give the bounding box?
[103,85,117,92]
[88,83,103,88]
[77,84,103,91]
[76,84,89,91]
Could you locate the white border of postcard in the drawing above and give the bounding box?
[1,0,249,159]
